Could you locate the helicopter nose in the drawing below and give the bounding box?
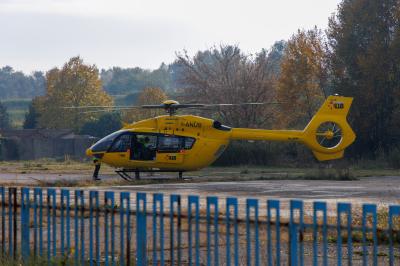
[86,148,93,157]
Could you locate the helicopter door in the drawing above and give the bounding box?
[130,134,157,161]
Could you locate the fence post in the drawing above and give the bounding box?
[337,203,352,266]
[170,194,181,265]
[33,188,43,257]
[0,187,4,256]
[362,204,377,266]
[152,193,164,266]
[136,193,147,266]
[21,187,30,261]
[188,195,200,266]
[74,190,85,265]
[246,199,259,266]
[104,191,115,266]
[47,188,57,262]
[8,187,17,259]
[388,205,400,266]
[120,192,130,266]
[289,200,304,266]
[267,200,280,266]
[206,196,219,266]
[226,197,238,266]
[312,202,327,266]
[89,191,99,266]
[60,189,70,258]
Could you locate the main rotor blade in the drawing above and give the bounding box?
[208,103,261,107]
[63,101,282,111]
[79,108,136,114]
[62,105,141,109]
[141,104,165,109]
[202,102,281,107]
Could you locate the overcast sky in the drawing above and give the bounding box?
[0,0,341,74]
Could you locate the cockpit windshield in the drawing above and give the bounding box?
[91,130,126,153]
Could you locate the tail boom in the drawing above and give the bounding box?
[230,129,303,142]
[229,95,356,161]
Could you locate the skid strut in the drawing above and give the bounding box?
[115,169,185,180]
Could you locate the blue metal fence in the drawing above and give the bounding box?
[0,186,399,265]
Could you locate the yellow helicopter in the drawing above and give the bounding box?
[83,95,355,180]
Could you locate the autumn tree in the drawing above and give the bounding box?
[122,87,167,122]
[328,0,400,157]
[276,28,327,128]
[176,45,277,128]
[34,57,113,132]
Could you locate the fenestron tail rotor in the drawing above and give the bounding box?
[302,95,356,161]
[316,121,343,149]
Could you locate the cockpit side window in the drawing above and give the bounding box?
[183,137,195,149]
[91,131,125,153]
[158,136,182,152]
[157,135,196,152]
[109,133,132,152]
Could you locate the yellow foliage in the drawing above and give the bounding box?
[277,27,326,128]
[35,56,113,131]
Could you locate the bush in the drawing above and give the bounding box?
[213,141,316,167]
[388,148,400,169]
[213,140,400,169]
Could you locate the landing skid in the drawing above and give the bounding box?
[115,170,138,181]
[115,169,184,181]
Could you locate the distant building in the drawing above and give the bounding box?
[0,129,97,160]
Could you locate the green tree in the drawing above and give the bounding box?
[265,40,287,75]
[35,56,113,132]
[0,66,45,99]
[327,0,400,157]
[277,28,327,128]
[0,102,10,129]
[101,64,172,95]
[23,103,39,129]
[80,113,122,138]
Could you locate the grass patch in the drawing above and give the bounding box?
[0,254,73,266]
[0,159,115,175]
[326,206,400,245]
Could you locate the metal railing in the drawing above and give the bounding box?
[0,186,399,265]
